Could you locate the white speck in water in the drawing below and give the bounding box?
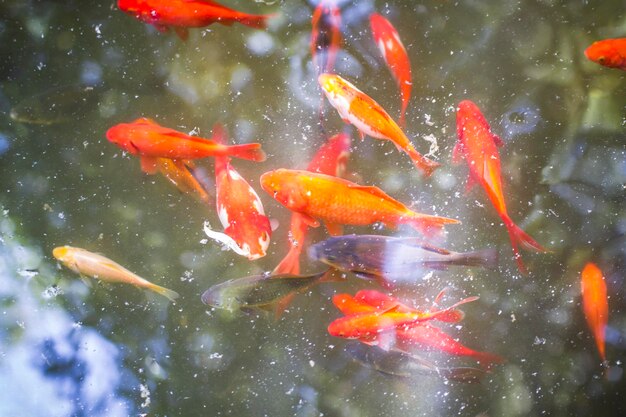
[139,383,151,408]
[309,360,315,367]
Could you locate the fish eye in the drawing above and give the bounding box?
[597,56,606,64]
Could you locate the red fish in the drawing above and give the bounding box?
[154,157,212,205]
[117,0,275,40]
[395,324,505,370]
[581,262,608,362]
[454,100,546,273]
[328,293,478,339]
[584,38,626,71]
[260,169,459,237]
[273,133,351,275]
[370,13,412,127]
[106,118,266,172]
[311,0,342,75]
[318,73,439,176]
[204,124,272,260]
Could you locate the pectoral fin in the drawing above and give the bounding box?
[299,213,320,228]
[325,222,343,236]
[140,156,158,174]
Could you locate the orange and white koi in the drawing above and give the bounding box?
[584,38,626,71]
[318,73,439,176]
[204,125,271,260]
[52,246,179,302]
[117,0,275,40]
[310,0,342,75]
[454,100,546,273]
[273,133,351,275]
[581,262,608,362]
[260,169,459,237]
[370,13,412,127]
[106,118,266,173]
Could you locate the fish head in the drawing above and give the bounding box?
[307,236,360,269]
[52,246,72,262]
[52,246,80,273]
[105,123,135,153]
[260,169,308,212]
[585,41,620,68]
[239,215,272,261]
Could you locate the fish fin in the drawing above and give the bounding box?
[452,141,464,164]
[404,214,461,238]
[390,238,452,255]
[325,222,343,236]
[148,283,180,302]
[273,247,301,275]
[492,133,505,147]
[354,271,394,288]
[358,130,366,141]
[224,143,267,162]
[270,218,280,232]
[140,156,159,174]
[299,213,320,228]
[502,215,548,274]
[78,274,93,288]
[236,14,274,30]
[202,221,250,258]
[174,27,189,41]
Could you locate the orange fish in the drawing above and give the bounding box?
[106,118,266,173]
[117,0,275,40]
[311,0,342,75]
[584,38,626,71]
[318,73,438,176]
[204,125,271,260]
[328,293,478,339]
[580,262,608,362]
[370,13,412,127]
[273,133,351,275]
[395,324,505,370]
[454,100,546,273]
[260,169,459,237]
[153,157,212,205]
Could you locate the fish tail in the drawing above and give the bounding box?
[226,143,267,162]
[472,350,506,370]
[273,247,302,276]
[148,283,180,302]
[237,14,274,30]
[407,147,440,177]
[404,213,460,238]
[455,248,499,268]
[502,216,547,274]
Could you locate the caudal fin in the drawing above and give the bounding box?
[226,143,267,162]
[237,14,275,30]
[454,248,499,269]
[503,216,547,274]
[273,247,302,276]
[404,214,461,238]
[407,148,440,177]
[148,283,180,302]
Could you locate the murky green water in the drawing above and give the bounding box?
[1,0,625,416]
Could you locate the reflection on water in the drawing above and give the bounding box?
[1,0,626,416]
[0,215,130,416]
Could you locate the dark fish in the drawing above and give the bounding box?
[345,342,486,383]
[308,234,497,283]
[201,270,331,312]
[10,84,101,125]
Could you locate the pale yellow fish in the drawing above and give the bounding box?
[52,245,179,302]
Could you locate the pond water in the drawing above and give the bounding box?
[1,0,625,416]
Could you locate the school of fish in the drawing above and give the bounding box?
[38,0,622,383]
